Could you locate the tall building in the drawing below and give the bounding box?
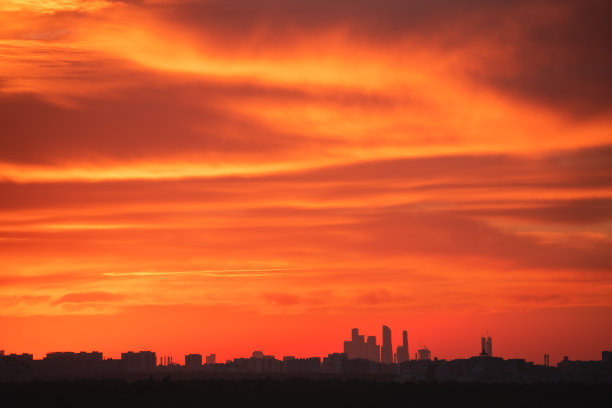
[205,354,216,365]
[481,335,493,357]
[396,330,409,363]
[352,328,362,343]
[121,351,156,371]
[185,354,202,368]
[381,325,393,364]
[367,336,380,362]
[417,347,431,361]
[343,328,369,360]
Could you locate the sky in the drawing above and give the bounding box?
[1,0,611,365]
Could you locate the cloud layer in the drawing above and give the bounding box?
[1,0,611,362]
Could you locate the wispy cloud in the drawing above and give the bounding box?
[0,0,611,362]
[103,268,300,278]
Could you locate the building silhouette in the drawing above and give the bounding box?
[417,347,431,361]
[343,328,369,360]
[121,351,156,371]
[480,335,492,357]
[322,353,346,374]
[381,325,393,364]
[396,330,409,363]
[185,354,202,368]
[160,355,175,366]
[205,354,216,365]
[281,356,321,374]
[367,336,380,362]
[2,340,612,383]
[39,351,104,375]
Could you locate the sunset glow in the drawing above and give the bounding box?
[1,0,611,365]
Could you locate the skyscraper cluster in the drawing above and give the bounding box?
[480,335,493,357]
[343,328,373,361]
[343,326,409,364]
[396,329,409,363]
[3,333,612,383]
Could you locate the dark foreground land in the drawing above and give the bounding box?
[2,379,612,408]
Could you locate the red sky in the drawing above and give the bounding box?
[1,0,611,365]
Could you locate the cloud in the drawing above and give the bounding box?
[0,0,112,13]
[456,198,612,225]
[263,293,302,306]
[476,0,612,116]
[0,89,329,166]
[103,268,297,277]
[133,0,612,115]
[355,290,395,306]
[52,291,125,305]
[2,1,610,183]
[1,145,609,225]
[0,146,610,278]
[347,210,612,271]
[0,0,611,361]
[512,294,569,306]
[0,272,101,288]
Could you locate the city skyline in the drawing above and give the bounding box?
[2,325,606,367]
[3,326,612,385]
[1,0,612,369]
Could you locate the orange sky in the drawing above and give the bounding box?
[1,0,611,365]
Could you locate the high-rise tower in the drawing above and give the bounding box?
[344,328,368,360]
[480,335,492,357]
[381,325,393,364]
[367,336,380,362]
[396,330,409,363]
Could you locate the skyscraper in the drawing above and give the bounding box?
[352,328,361,342]
[367,336,380,363]
[381,325,393,364]
[396,330,409,363]
[344,328,369,359]
[481,335,493,357]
